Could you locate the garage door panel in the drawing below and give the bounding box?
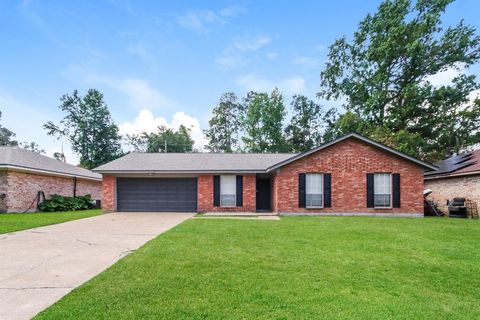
[117,178,197,212]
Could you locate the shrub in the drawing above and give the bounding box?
[38,194,94,212]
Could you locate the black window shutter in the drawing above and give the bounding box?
[213,175,220,207]
[323,173,331,208]
[393,173,401,208]
[366,173,374,208]
[298,173,306,208]
[236,175,243,207]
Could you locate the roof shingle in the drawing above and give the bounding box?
[94,152,296,173]
[0,146,101,180]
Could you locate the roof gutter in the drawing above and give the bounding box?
[94,169,268,174]
[424,170,480,180]
[0,165,102,181]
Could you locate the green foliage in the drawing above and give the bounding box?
[242,88,288,152]
[38,194,94,212]
[284,95,325,152]
[0,111,17,146]
[44,89,123,169]
[128,125,195,153]
[19,141,45,154]
[319,0,480,161]
[204,92,243,152]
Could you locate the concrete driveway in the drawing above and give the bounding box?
[0,212,194,320]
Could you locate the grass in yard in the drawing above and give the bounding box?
[0,209,102,234]
[36,217,480,319]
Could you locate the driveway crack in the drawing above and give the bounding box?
[76,239,97,246]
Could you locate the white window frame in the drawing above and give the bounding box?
[220,175,236,207]
[306,173,324,208]
[373,173,392,209]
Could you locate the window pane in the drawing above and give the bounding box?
[374,173,391,207]
[220,195,236,207]
[374,194,391,207]
[306,173,323,207]
[306,194,323,207]
[220,175,236,207]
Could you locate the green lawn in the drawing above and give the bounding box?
[0,209,102,234]
[36,217,480,319]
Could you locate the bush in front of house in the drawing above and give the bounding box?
[38,194,94,212]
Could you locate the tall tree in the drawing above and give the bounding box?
[319,0,480,161]
[19,141,45,154]
[0,111,17,146]
[127,125,195,153]
[44,89,123,169]
[285,95,324,152]
[204,92,243,152]
[242,88,287,152]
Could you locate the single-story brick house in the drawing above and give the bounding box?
[0,146,102,213]
[95,133,436,216]
[424,150,480,213]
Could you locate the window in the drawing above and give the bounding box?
[306,173,323,207]
[374,173,391,207]
[220,175,236,207]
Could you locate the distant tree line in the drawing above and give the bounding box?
[2,0,479,169]
[204,0,480,162]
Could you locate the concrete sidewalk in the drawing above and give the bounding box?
[0,212,194,320]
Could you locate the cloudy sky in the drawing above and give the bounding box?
[1,0,479,164]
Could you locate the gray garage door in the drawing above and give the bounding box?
[117,178,197,212]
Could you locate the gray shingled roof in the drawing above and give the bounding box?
[94,152,296,173]
[0,146,101,180]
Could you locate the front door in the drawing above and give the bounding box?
[256,177,271,211]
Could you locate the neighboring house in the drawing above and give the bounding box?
[0,147,102,213]
[95,133,436,216]
[424,150,480,213]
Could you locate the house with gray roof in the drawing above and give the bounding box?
[0,146,102,213]
[95,133,436,216]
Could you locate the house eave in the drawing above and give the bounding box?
[424,170,480,180]
[0,165,102,181]
[95,169,268,175]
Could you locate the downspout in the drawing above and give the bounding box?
[73,177,77,197]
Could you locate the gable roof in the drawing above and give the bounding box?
[94,152,296,173]
[94,133,436,174]
[424,149,480,179]
[0,146,101,181]
[266,133,438,171]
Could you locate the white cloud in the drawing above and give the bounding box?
[119,109,206,150]
[424,64,465,87]
[115,78,179,110]
[215,54,246,69]
[177,6,245,33]
[216,34,273,69]
[236,74,307,95]
[232,35,271,51]
[266,52,279,59]
[65,65,179,110]
[292,56,320,67]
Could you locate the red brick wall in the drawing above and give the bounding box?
[4,170,102,213]
[273,138,424,215]
[102,175,116,212]
[0,171,7,213]
[198,174,256,212]
[425,175,480,214]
